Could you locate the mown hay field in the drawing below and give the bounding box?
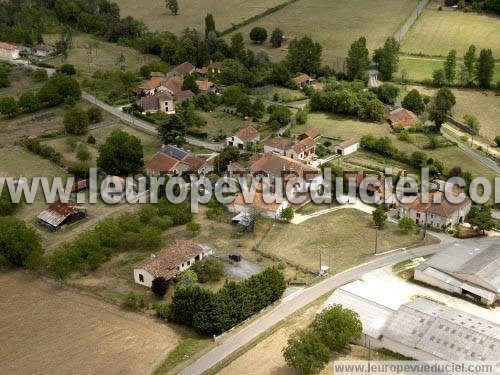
[227,0,418,66]
[401,4,500,57]
[115,0,285,34]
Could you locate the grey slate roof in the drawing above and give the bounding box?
[418,244,500,293]
[384,299,500,361]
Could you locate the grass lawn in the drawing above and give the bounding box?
[397,57,500,83]
[401,4,500,57]
[260,209,436,273]
[251,85,307,102]
[296,112,498,180]
[0,65,45,98]
[43,33,159,73]
[89,123,162,160]
[227,0,418,67]
[114,0,285,35]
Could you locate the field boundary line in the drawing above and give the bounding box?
[219,0,301,36]
[394,0,430,42]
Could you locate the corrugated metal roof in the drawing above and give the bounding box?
[321,288,394,339]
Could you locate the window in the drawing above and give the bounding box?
[187,260,191,266]
[139,274,144,282]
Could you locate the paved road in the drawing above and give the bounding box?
[82,92,225,151]
[180,236,497,374]
[440,128,500,174]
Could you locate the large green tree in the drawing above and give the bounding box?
[270,28,284,48]
[475,49,495,88]
[462,45,476,86]
[312,304,363,350]
[283,331,330,375]
[0,217,43,268]
[373,37,400,81]
[204,13,216,37]
[64,107,89,135]
[467,205,494,234]
[402,89,425,114]
[97,130,144,175]
[346,37,370,81]
[444,49,457,84]
[159,114,187,145]
[166,0,179,15]
[249,27,267,44]
[286,36,322,75]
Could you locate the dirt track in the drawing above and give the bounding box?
[0,271,179,375]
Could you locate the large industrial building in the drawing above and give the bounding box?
[324,286,500,363]
[414,244,500,305]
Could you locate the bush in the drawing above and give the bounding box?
[123,291,145,310]
[87,135,96,144]
[87,106,103,124]
[495,136,500,147]
[152,277,169,298]
[156,302,171,319]
[64,107,89,135]
[59,64,76,75]
[191,258,226,283]
[0,217,43,269]
[399,217,415,233]
[186,221,201,234]
[33,69,48,82]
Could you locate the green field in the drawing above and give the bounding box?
[401,5,500,57]
[404,85,500,144]
[296,112,498,181]
[398,57,500,83]
[115,0,285,34]
[251,86,307,102]
[43,33,159,73]
[227,0,417,67]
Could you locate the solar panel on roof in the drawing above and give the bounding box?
[161,144,188,160]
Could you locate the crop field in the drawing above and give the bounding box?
[0,271,180,375]
[115,0,285,34]
[401,4,500,57]
[261,209,433,273]
[43,33,159,73]
[227,0,417,66]
[397,57,500,83]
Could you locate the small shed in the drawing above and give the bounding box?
[37,201,86,231]
[335,138,359,156]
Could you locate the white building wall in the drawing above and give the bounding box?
[134,268,155,288]
[336,143,359,156]
[226,136,245,149]
[159,99,176,114]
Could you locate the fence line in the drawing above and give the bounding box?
[394,0,430,42]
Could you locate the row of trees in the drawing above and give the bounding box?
[433,45,496,88]
[166,267,286,335]
[49,201,192,281]
[0,73,81,118]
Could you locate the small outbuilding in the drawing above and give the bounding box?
[335,138,359,156]
[37,201,86,231]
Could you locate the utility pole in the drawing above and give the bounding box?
[319,249,322,275]
[422,210,429,240]
[374,226,379,255]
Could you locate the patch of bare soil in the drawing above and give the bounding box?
[0,271,180,375]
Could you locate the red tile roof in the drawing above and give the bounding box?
[250,152,321,181]
[138,92,174,111]
[300,128,320,139]
[173,61,195,74]
[135,241,207,280]
[175,90,195,101]
[229,191,284,213]
[293,74,313,84]
[139,77,165,90]
[389,108,420,128]
[145,152,179,174]
[265,137,295,150]
[234,125,260,142]
[291,137,315,153]
[400,191,470,217]
[337,138,358,149]
[0,42,18,50]
[162,76,183,94]
[195,67,208,75]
